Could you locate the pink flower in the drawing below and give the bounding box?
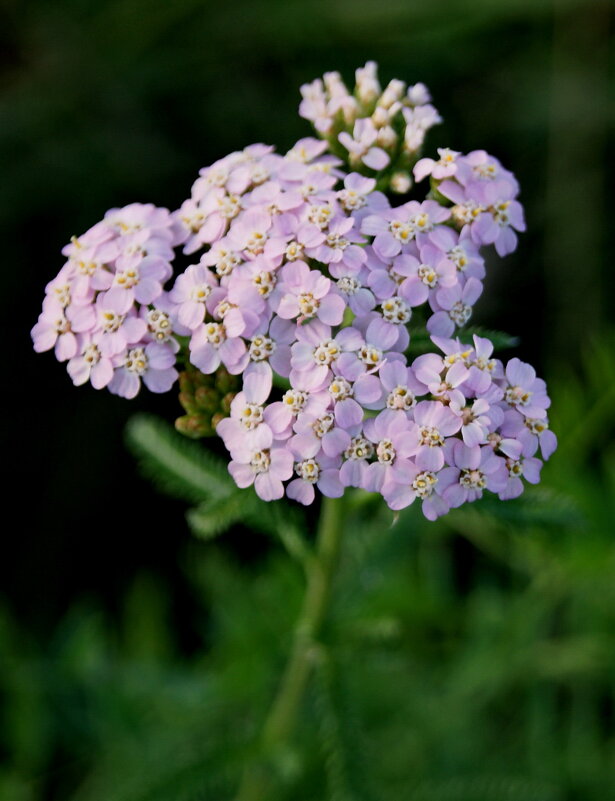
[227,426,294,501]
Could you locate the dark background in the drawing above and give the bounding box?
[1,0,613,798]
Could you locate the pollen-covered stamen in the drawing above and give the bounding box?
[82,343,101,365]
[114,268,140,289]
[386,385,416,411]
[299,181,318,199]
[308,204,334,229]
[298,292,320,318]
[312,339,341,366]
[412,471,437,498]
[53,283,72,307]
[417,264,439,287]
[215,251,242,277]
[245,229,268,255]
[487,432,502,450]
[284,241,304,261]
[251,164,269,185]
[181,209,205,233]
[506,459,524,478]
[217,194,242,220]
[389,269,406,286]
[376,438,396,464]
[204,322,226,346]
[449,300,472,327]
[147,309,173,342]
[344,436,374,461]
[419,426,444,448]
[250,449,271,474]
[214,300,237,320]
[473,161,498,180]
[253,271,276,297]
[460,468,486,490]
[328,377,353,401]
[295,458,321,483]
[505,385,533,407]
[389,221,413,244]
[249,334,276,361]
[240,403,264,430]
[358,344,383,368]
[326,232,349,250]
[337,276,360,295]
[461,407,475,425]
[124,346,148,376]
[447,246,469,272]
[313,412,335,438]
[190,284,212,302]
[282,389,309,414]
[409,212,433,233]
[451,201,484,226]
[206,167,229,187]
[525,418,548,434]
[338,189,367,211]
[381,297,411,324]
[102,311,125,333]
[473,355,497,372]
[493,201,510,227]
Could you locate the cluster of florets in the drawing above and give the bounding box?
[300,60,441,194]
[32,62,555,519]
[31,204,184,398]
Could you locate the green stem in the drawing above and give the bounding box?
[235,495,346,801]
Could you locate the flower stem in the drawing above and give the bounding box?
[235,495,346,801]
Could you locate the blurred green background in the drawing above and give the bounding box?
[2,0,614,798]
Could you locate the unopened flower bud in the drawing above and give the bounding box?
[377,125,397,149]
[390,171,412,194]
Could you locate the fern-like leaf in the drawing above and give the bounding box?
[125,414,235,504]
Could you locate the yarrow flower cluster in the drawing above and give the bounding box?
[32,62,555,518]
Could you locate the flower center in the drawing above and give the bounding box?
[525,418,548,434]
[449,301,472,327]
[313,413,335,438]
[298,292,320,318]
[190,284,212,302]
[147,309,173,342]
[102,311,125,333]
[217,194,242,219]
[285,241,304,261]
[282,389,308,414]
[505,385,532,407]
[376,438,396,463]
[83,343,101,365]
[358,344,383,368]
[328,377,353,401]
[386,385,415,410]
[337,276,360,295]
[250,449,271,474]
[295,458,321,483]
[249,334,276,361]
[460,469,486,489]
[381,297,411,324]
[418,264,439,287]
[241,403,264,430]
[205,322,226,346]
[344,436,374,461]
[253,271,276,297]
[308,204,334,229]
[412,471,437,498]
[419,426,444,447]
[312,339,340,365]
[124,347,148,375]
